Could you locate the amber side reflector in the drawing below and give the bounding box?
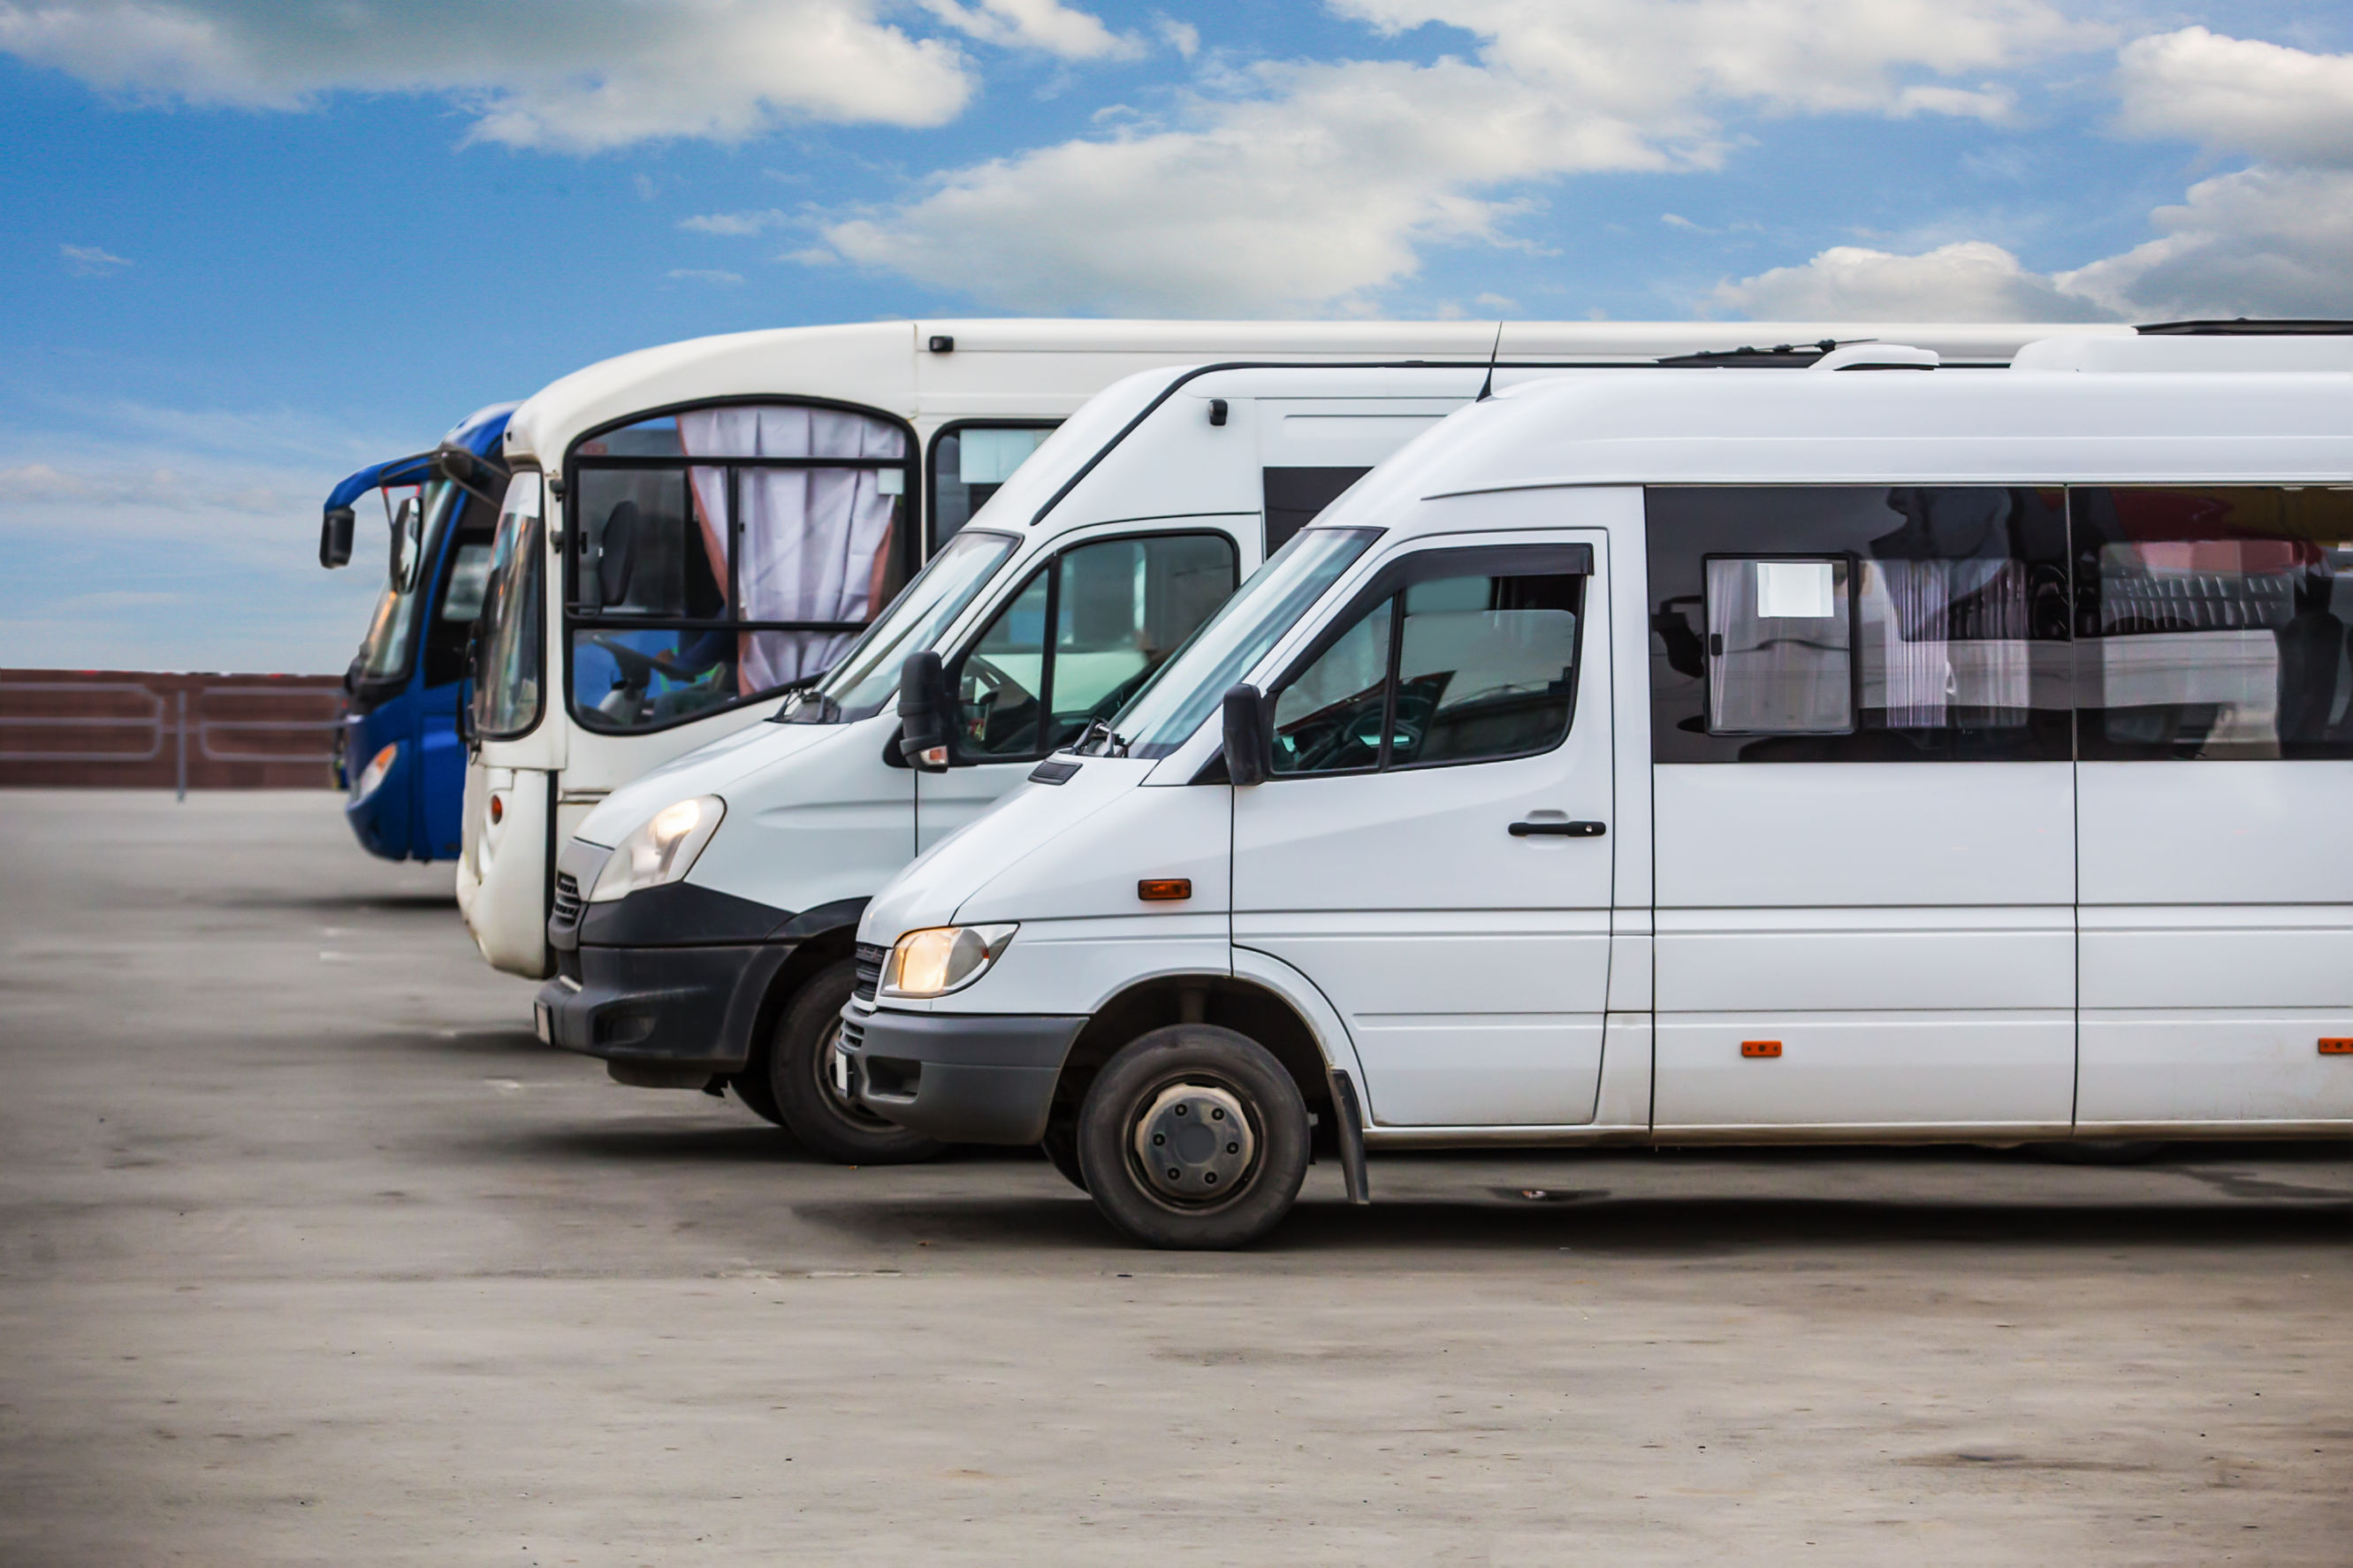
[2321,1039,2353,1055]
[1138,879,1192,902]
[1741,1039,1782,1059]
[488,794,503,825]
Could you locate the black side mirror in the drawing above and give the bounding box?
[1222,683,1272,786]
[320,506,355,568]
[897,651,955,773]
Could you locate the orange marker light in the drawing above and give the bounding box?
[2320,1039,2353,1055]
[1138,879,1192,902]
[488,794,504,826]
[1740,1039,1782,1059]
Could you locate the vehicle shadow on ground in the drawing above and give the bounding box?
[788,1190,2353,1258]
[207,890,460,913]
[500,1121,1052,1171]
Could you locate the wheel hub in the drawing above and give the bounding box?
[1131,1081,1255,1202]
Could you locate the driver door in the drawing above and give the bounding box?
[916,529,1240,850]
[1232,535,1615,1128]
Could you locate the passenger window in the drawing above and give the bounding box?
[955,532,1239,762]
[1649,486,2072,762]
[1272,567,1584,776]
[929,423,1056,549]
[2075,486,2353,759]
[1705,558,1854,735]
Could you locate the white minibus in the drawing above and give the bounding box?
[461,318,2121,977]
[843,351,2353,1247]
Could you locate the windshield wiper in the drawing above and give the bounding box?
[1074,719,1131,757]
[771,689,840,724]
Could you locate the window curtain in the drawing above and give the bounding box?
[679,407,905,693]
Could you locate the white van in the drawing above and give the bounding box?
[535,361,1577,1161]
[462,319,2124,978]
[843,355,2353,1247]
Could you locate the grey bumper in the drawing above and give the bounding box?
[840,1008,1087,1146]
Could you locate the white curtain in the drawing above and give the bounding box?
[679,407,905,692]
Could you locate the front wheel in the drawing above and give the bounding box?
[765,960,943,1165]
[1076,1024,1310,1250]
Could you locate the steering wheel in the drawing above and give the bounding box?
[961,654,1024,702]
[589,634,700,685]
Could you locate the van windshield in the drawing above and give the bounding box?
[774,529,1018,724]
[1101,527,1382,759]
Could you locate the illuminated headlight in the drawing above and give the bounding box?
[587,795,725,903]
[353,742,398,803]
[882,924,1017,999]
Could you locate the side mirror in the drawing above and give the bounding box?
[320,506,355,568]
[1222,683,1272,786]
[897,651,955,773]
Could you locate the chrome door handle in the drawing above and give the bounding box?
[1509,820,1605,838]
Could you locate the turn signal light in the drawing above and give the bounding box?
[489,794,503,826]
[1138,879,1192,902]
[2321,1039,2353,1055]
[1741,1039,1782,1059]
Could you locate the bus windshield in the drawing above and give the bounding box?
[473,472,545,739]
[352,480,461,685]
[775,529,1018,725]
[1100,528,1382,759]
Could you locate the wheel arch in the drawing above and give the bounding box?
[743,898,869,1068]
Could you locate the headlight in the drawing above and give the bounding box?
[587,795,725,903]
[353,742,398,803]
[882,924,1017,999]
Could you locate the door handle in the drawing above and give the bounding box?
[1509,819,1605,838]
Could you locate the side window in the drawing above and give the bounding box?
[422,489,503,689]
[1262,466,1370,555]
[2075,486,2353,759]
[1649,486,2072,762]
[929,423,1056,550]
[1272,564,1585,777]
[955,532,1239,762]
[1704,557,1854,735]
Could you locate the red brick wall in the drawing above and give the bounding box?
[0,669,345,789]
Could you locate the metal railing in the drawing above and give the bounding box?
[0,675,343,797]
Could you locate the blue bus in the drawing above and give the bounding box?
[321,403,517,862]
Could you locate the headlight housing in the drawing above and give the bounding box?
[588,795,725,903]
[352,742,398,803]
[881,924,1017,999]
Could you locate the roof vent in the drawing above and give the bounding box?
[1809,343,1939,372]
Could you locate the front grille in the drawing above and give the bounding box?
[552,872,583,930]
[853,941,887,1001]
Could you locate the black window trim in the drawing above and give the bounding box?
[926,418,1062,555]
[1260,540,1595,780]
[942,524,1245,766]
[1698,550,1863,739]
[559,393,922,737]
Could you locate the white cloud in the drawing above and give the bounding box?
[1711,240,2121,321]
[2113,28,2353,167]
[921,0,1140,61]
[0,0,976,150]
[60,243,129,275]
[679,209,791,236]
[1154,16,1199,60]
[2059,165,2353,322]
[666,268,748,285]
[809,0,2098,313]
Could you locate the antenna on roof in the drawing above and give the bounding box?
[1475,323,1503,401]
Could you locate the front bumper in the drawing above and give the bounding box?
[538,940,792,1082]
[840,1006,1087,1146]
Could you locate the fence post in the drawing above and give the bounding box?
[175,689,187,803]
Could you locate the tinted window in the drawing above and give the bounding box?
[2075,486,2353,759]
[1649,487,2072,762]
[955,532,1239,762]
[929,423,1055,548]
[1262,466,1371,555]
[1272,567,1583,776]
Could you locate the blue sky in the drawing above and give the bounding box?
[1,0,2348,672]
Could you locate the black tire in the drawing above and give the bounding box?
[1040,1118,1088,1192]
[1075,1024,1310,1250]
[765,959,943,1165]
[729,1068,786,1128]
